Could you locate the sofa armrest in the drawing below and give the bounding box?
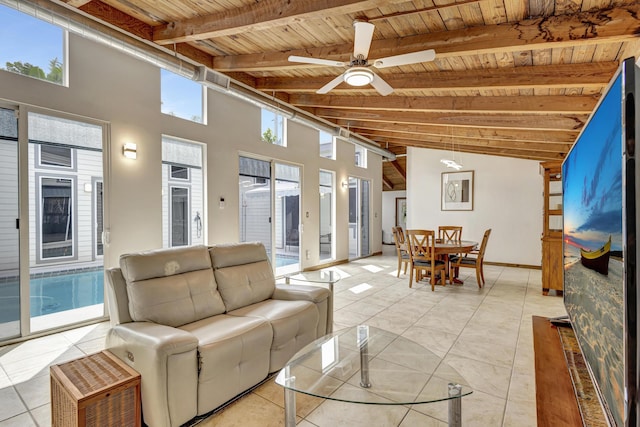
[273,283,332,336]
[273,283,329,302]
[106,322,199,427]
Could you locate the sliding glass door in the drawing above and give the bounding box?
[239,156,301,275]
[0,107,20,341]
[275,163,300,275]
[319,170,334,261]
[239,156,272,257]
[28,112,105,333]
[348,177,370,259]
[0,108,107,342]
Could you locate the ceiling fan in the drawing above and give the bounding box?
[288,20,435,96]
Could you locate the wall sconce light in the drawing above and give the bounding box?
[123,142,137,159]
[342,180,348,189]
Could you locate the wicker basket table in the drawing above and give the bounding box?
[50,350,141,427]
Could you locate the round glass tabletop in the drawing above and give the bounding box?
[275,325,472,405]
[285,270,340,285]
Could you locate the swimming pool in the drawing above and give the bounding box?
[0,268,104,322]
[275,256,298,268]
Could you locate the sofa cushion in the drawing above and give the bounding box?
[120,245,226,327]
[179,314,272,414]
[228,299,319,372]
[209,243,276,311]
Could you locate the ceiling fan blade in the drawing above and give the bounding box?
[317,74,346,94]
[288,55,345,67]
[372,49,436,69]
[353,21,375,59]
[370,73,394,96]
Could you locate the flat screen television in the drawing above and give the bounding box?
[563,56,638,426]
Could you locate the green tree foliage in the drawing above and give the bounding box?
[262,128,279,144]
[4,57,62,84]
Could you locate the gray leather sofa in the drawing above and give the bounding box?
[105,242,331,427]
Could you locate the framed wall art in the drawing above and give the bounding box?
[441,171,474,211]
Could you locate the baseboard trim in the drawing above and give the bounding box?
[485,261,541,270]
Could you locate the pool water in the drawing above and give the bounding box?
[0,269,104,323]
[0,258,297,324]
[275,256,298,268]
[30,269,104,315]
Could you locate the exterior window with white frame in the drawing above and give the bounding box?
[39,145,73,168]
[161,69,205,124]
[261,108,286,146]
[355,145,367,168]
[162,136,205,248]
[319,130,335,159]
[0,5,66,86]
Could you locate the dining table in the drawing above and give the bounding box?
[433,239,478,284]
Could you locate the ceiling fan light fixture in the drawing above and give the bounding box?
[343,67,374,86]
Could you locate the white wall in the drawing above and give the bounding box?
[406,147,543,266]
[0,33,383,270]
[382,190,406,244]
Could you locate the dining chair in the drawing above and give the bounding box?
[391,226,410,278]
[450,229,492,288]
[406,229,447,291]
[438,226,462,242]
[438,225,463,265]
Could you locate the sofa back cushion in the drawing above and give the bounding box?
[209,242,275,311]
[120,245,226,327]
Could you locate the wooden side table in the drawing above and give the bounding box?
[50,350,141,427]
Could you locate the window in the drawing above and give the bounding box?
[161,69,205,124]
[355,145,367,168]
[319,130,335,159]
[39,144,73,168]
[40,176,74,259]
[171,165,189,180]
[261,108,286,146]
[162,136,205,248]
[0,5,66,85]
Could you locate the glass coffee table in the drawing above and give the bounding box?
[284,270,340,333]
[275,325,471,427]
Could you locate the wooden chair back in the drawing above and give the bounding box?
[391,226,410,277]
[438,226,462,242]
[477,229,492,262]
[406,230,437,260]
[406,229,446,290]
[392,226,406,248]
[451,228,492,288]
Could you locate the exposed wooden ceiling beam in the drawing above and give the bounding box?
[314,108,589,130]
[152,0,409,45]
[256,62,618,92]
[389,161,406,182]
[63,0,92,7]
[74,0,218,68]
[335,120,578,143]
[77,0,153,40]
[359,129,573,153]
[213,5,640,71]
[368,0,483,22]
[379,139,565,161]
[382,175,394,190]
[290,94,597,114]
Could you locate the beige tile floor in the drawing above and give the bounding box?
[0,246,566,426]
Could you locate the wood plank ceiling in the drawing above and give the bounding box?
[60,0,640,190]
